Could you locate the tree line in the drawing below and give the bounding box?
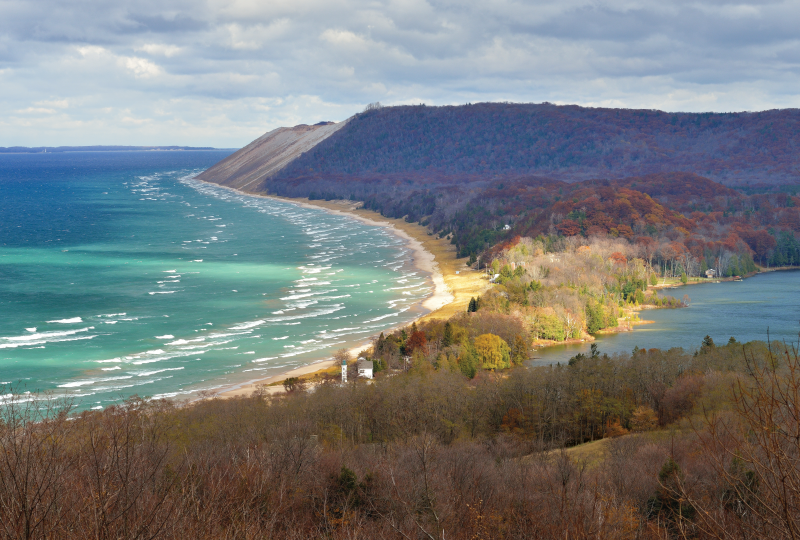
[3,334,799,539]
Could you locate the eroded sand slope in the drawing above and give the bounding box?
[196,121,348,191]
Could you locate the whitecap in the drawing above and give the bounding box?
[26,327,36,332]
[136,367,184,377]
[364,313,400,323]
[206,331,248,339]
[272,336,289,340]
[58,380,96,388]
[155,335,174,339]
[280,289,335,301]
[47,317,82,324]
[149,291,176,295]
[150,389,197,400]
[229,320,264,331]
[166,338,204,346]
[251,356,278,363]
[0,327,96,349]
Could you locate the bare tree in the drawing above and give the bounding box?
[0,391,75,540]
[684,341,800,539]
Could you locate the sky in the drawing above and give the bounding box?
[1,0,798,148]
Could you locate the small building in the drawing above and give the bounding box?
[705,269,717,278]
[357,357,374,379]
[341,356,348,383]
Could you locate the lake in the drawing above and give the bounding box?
[532,270,800,365]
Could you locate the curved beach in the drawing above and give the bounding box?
[208,191,489,398]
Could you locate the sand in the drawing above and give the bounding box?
[208,193,491,399]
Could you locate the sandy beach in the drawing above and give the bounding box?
[204,189,491,398]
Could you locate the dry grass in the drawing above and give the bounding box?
[561,437,619,468]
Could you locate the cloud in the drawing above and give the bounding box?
[0,0,798,147]
[119,56,163,78]
[136,43,184,57]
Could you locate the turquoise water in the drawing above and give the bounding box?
[0,152,431,409]
[532,270,800,365]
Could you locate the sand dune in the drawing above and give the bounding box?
[196,121,348,191]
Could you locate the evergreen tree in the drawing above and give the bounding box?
[586,302,604,333]
[646,457,696,527]
[458,339,479,378]
[700,334,716,353]
[442,322,454,348]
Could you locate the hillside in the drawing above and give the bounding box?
[273,102,800,186]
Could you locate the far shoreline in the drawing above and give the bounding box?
[188,180,491,399]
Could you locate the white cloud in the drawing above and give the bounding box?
[35,99,69,108]
[136,43,184,57]
[320,29,368,47]
[0,0,798,147]
[15,107,57,114]
[119,56,163,78]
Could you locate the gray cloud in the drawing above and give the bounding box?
[1,0,798,147]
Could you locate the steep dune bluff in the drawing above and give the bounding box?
[196,120,348,191]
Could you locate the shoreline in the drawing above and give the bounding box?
[192,183,490,399]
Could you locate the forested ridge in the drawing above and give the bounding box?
[247,103,800,272]
[273,103,800,185]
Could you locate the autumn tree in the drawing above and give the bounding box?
[473,334,511,370]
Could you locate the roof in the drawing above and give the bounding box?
[357,358,374,371]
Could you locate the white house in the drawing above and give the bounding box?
[357,357,374,379]
[705,269,717,278]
